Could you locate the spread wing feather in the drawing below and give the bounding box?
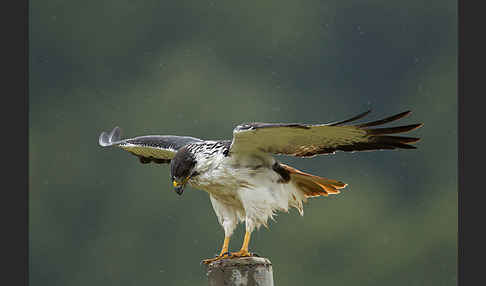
[98,126,203,164]
[229,110,423,157]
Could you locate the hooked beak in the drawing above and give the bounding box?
[173,180,186,196]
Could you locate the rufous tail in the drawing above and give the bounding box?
[280,163,347,197]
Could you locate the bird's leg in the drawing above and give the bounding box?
[229,231,253,258]
[219,236,230,256]
[203,196,238,264]
[201,236,231,264]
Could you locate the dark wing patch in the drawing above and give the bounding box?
[138,156,171,164]
[229,110,423,157]
[272,161,291,183]
[98,127,203,164]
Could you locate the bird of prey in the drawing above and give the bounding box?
[98,110,422,264]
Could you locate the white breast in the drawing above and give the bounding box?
[188,151,307,232]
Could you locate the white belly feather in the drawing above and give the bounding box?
[188,152,307,235]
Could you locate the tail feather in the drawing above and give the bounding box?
[280,163,347,198]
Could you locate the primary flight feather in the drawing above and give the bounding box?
[98,110,423,264]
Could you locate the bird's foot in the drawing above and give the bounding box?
[201,252,230,265]
[228,249,253,259]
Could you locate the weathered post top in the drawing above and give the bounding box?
[206,257,274,286]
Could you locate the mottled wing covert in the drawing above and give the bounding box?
[229,110,423,157]
[99,126,203,164]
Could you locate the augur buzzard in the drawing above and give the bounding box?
[98,110,423,264]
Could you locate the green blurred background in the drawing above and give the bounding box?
[29,0,457,285]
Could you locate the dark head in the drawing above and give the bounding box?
[170,146,197,196]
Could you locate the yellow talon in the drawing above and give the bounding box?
[229,250,252,258]
[202,237,231,264]
[202,232,255,264]
[229,231,252,258]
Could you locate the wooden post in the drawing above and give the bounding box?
[206,257,274,286]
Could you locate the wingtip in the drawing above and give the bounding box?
[410,123,424,131]
[98,131,110,146]
[400,110,412,118]
[99,126,122,147]
[329,109,373,126]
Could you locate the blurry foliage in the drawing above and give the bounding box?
[30,0,456,285]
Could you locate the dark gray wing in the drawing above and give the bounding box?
[99,127,203,164]
[229,110,423,157]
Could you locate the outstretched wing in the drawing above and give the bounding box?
[99,127,203,164]
[229,110,423,157]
